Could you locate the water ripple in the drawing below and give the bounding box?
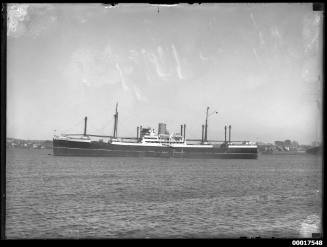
[6,149,322,238]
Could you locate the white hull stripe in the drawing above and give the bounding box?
[228,145,257,148]
[110,142,214,148]
[53,146,257,155]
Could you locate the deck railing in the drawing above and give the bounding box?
[60,134,254,144]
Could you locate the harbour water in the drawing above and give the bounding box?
[6,148,322,239]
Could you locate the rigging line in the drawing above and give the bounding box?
[61,119,84,134]
[115,114,136,136]
[93,119,114,134]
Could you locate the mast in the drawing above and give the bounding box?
[229,125,231,144]
[137,126,139,141]
[84,116,87,136]
[183,124,186,141]
[224,124,227,143]
[113,103,118,138]
[204,106,209,142]
[201,124,205,143]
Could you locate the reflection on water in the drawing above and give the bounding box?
[6,149,322,238]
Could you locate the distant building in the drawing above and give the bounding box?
[312,141,321,147]
[284,140,292,147]
[274,141,284,146]
[292,141,299,148]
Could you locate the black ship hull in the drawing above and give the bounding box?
[53,139,258,159]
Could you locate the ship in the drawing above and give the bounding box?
[53,104,258,159]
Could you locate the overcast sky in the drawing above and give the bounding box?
[7,3,322,144]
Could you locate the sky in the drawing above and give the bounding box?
[7,3,323,145]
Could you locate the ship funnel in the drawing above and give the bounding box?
[180,125,183,138]
[228,125,231,143]
[84,116,87,136]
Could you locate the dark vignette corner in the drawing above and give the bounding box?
[1,2,7,241]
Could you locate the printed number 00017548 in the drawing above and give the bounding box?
[292,240,323,245]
